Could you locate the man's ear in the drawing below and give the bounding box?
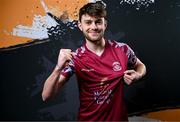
[78,21,82,31]
[105,20,108,29]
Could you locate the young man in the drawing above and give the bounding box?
[42,1,146,121]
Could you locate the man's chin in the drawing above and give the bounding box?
[87,38,101,42]
[86,36,102,42]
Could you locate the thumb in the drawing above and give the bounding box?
[124,70,134,74]
[71,52,76,57]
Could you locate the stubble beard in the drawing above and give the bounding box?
[84,30,104,43]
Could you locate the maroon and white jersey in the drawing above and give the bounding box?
[61,40,137,121]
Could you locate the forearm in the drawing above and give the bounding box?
[42,66,64,101]
[134,58,146,79]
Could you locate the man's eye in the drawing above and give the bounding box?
[85,21,91,25]
[96,21,102,24]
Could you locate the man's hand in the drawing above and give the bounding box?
[123,70,142,85]
[56,49,73,70]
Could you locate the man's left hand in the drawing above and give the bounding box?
[123,70,142,85]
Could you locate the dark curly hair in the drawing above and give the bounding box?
[79,1,107,22]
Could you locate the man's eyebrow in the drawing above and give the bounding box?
[95,19,103,21]
[84,20,92,21]
[83,19,103,21]
[83,19,93,21]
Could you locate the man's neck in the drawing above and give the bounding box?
[85,38,106,56]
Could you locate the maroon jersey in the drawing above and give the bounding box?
[61,40,137,121]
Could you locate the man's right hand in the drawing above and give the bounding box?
[56,49,73,71]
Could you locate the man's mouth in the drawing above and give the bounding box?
[88,31,100,34]
[89,31,99,33]
[89,32,100,36]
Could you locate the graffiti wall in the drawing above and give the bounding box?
[0,0,88,49]
[0,0,180,120]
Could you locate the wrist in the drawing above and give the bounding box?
[137,72,144,80]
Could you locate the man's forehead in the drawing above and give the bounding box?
[81,14,104,21]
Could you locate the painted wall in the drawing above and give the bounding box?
[1,0,180,120]
[0,0,87,48]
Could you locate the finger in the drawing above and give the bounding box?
[124,76,133,85]
[124,75,131,81]
[65,62,69,66]
[65,51,72,56]
[65,49,72,53]
[62,48,71,51]
[60,49,72,55]
[71,52,76,57]
[124,74,133,81]
[124,77,130,83]
[64,51,72,56]
[124,70,135,74]
[124,77,131,85]
[66,53,73,60]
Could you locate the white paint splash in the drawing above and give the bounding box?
[13,14,58,39]
[12,0,59,40]
[120,0,155,10]
[89,0,96,3]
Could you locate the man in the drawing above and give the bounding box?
[42,1,146,121]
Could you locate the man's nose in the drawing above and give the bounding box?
[91,22,98,29]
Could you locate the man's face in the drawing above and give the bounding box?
[78,14,107,42]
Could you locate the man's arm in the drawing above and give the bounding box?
[42,49,73,101]
[42,67,68,101]
[123,58,146,85]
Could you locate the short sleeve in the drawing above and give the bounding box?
[125,44,137,68]
[60,60,75,79]
[112,41,137,68]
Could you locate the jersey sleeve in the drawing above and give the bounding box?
[112,41,137,68]
[125,44,137,68]
[60,60,75,79]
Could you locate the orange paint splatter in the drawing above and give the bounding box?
[0,0,88,49]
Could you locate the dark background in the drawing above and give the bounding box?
[0,0,180,120]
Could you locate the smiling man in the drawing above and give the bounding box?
[42,1,146,121]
